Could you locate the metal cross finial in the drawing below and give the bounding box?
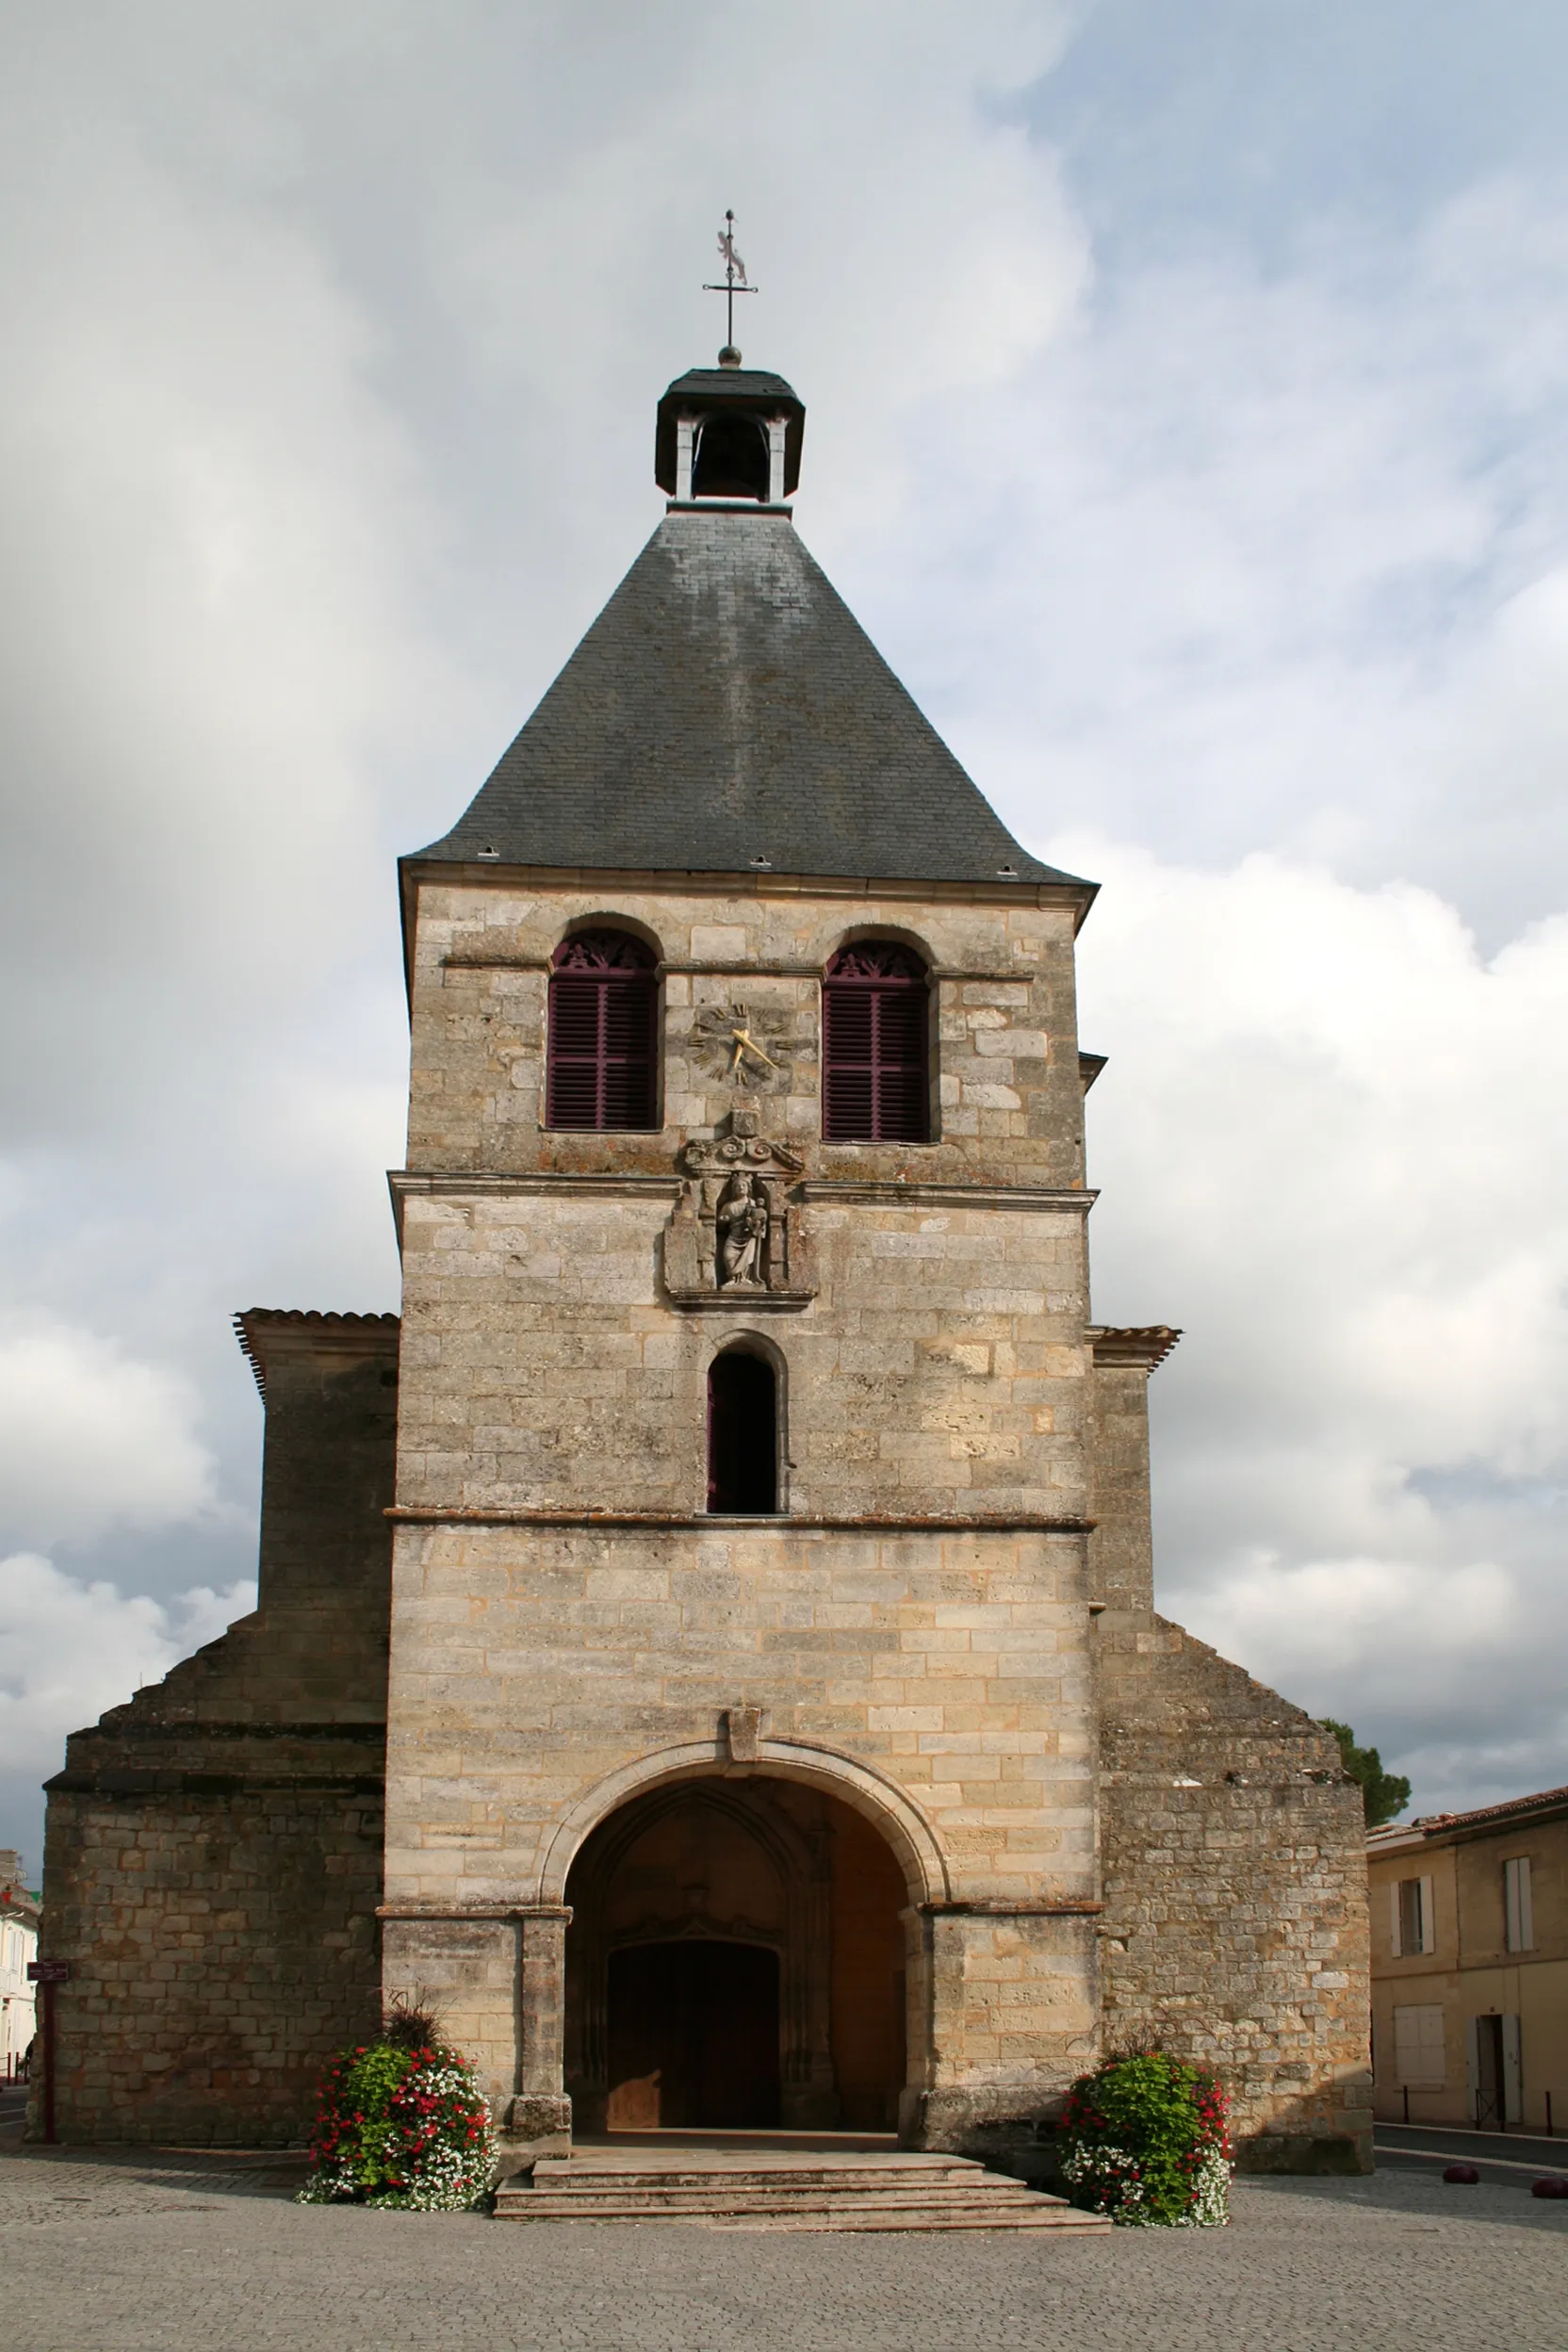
[703,209,757,358]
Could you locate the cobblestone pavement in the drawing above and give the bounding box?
[3,2137,1567,2352]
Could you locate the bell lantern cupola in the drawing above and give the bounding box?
[655,366,806,508]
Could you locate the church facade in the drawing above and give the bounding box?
[35,359,1371,2172]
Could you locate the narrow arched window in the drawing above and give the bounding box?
[707,1349,777,1513]
[547,930,659,1131]
[822,942,930,1142]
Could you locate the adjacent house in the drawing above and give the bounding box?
[1368,1788,1568,2132]
[1,1849,40,2078]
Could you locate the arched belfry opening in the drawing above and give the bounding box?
[691,411,770,500]
[707,1346,777,1513]
[563,1777,909,2133]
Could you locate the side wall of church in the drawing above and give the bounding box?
[1097,1613,1374,2171]
[33,1319,398,2145]
[1086,1352,1372,2172]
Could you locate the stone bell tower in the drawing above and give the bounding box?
[380,353,1373,2170]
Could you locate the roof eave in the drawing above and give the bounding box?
[400,853,1097,923]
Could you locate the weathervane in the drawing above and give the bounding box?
[703,210,757,362]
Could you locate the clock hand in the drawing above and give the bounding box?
[728,1026,779,1073]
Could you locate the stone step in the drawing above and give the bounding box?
[497,2196,1102,2233]
[494,2159,1107,2233]
[502,2186,1047,2213]
[527,2166,991,2193]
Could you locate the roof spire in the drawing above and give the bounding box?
[703,209,757,367]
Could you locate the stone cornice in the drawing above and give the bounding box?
[402,859,1095,947]
[234,1309,400,1398]
[802,1181,1096,1214]
[1086,1324,1182,1371]
[389,1168,1099,1243]
[388,1168,679,1244]
[387,1507,1093,1533]
[377,1903,572,1921]
[439,955,1039,984]
[920,1898,1103,1918]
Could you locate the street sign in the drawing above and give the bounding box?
[27,1959,69,1984]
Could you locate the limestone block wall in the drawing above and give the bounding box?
[390,1191,1094,1522]
[381,1519,1100,2126]
[40,1730,384,2146]
[400,877,1088,1184]
[1084,1328,1179,1611]
[33,1315,399,2145]
[1096,1610,1373,2172]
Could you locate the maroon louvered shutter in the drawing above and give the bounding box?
[547,932,658,1130]
[822,943,929,1142]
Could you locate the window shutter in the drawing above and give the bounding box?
[1503,2015,1524,2123]
[547,933,658,1131]
[822,943,929,1143]
[1465,2016,1480,2117]
[1390,1882,1402,1958]
[1505,1856,1534,1953]
[1418,1874,1435,1955]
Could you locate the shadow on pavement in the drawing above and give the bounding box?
[1239,2162,1568,2236]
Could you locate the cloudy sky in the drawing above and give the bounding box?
[3,0,1566,1870]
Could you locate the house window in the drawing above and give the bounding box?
[707,1348,777,1514]
[1504,1856,1534,1953]
[1392,1874,1434,1956]
[546,931,659,1131]
[1393,2002,1446,2087]
[822,942,930,1143]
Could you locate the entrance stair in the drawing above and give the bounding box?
[495,2136,1108,2232]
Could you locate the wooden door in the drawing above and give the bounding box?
[607,1941,780,2128]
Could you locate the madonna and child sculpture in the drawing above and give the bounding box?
[661,1108,816,1308]
[716,1171,769,1287]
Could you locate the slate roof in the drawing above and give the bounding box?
[409,509,1088,895]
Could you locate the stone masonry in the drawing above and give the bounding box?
[34,1314,397,2144]
[32,355,1371,2169]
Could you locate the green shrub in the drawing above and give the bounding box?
[297,2009,497,2213]
[1057,2051,1232,2227]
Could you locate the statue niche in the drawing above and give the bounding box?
[662,1109,816,1308]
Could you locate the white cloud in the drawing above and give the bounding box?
[1053,834,1568,1808]
[1,4,1566,1851]
[858,179,1568,945]
[0,1322,217,1547]
[0,1550,254,1776]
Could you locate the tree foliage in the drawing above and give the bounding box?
[1321,1719,1411,1827]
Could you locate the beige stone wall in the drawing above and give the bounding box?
[32,1319,397,2146]
[1097,1610,1373,2171]
[403,878,1087,1181]
[382,1520,1101,2129]
[388,873,1107,2139]
[391,1190,1093,1521]
[384,866,1372,2164]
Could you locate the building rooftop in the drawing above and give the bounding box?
[409,506,1089,900]
[1367,1781,1568,1852]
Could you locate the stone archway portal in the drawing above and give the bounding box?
[563,1771,907,2135]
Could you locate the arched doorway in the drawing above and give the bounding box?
[564,1775,907,2133]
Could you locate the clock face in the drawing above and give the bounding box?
[688,1002,805,1089]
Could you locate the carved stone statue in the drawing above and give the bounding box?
[662,1107,817,1307]
[716,1172,769,1287]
